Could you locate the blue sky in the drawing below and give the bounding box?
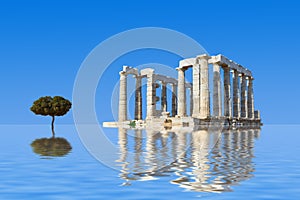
[0,0,299,124]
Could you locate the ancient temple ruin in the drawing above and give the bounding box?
[104,54,262,129]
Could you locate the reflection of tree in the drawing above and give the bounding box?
[31,137,72,157]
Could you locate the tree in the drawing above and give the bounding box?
[30,96,72,136]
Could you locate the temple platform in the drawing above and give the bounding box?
[103,117,262,131]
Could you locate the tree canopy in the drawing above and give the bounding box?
[30,96,71,117]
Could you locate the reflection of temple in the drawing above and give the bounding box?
[104,54,262,128]
[116,128,260,192]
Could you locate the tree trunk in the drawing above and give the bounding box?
[51,116,55,137]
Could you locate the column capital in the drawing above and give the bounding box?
[134,74,141,79]
[119,71,126,76]
[212,62,220,67]
[176,67,187,71]
[246,76,254,80]
[238,72,246,77]
[160,80,166,85]
[222,65,231,70]
[197,54,210,60]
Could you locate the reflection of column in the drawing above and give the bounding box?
[177,67,186,117]
[161,81,167,112]
[119,71,127,121]
[146,73,155,119]
[199,55,210,119]
[117,128,128,161]
[117,128,129,180]
[192,63,200,117]
[223,67,232,117]
[247,77,254,119]
[176,131,188,168]
[233,70,240,118]
[254,129,261,138]
[145,130,158,173]
[133,129,143,171]
[210,129,222,183]
[240,74,248,118]
[135,76,142,120]
[172,83,177,117]
[213,63,222,117]
[191,130,210,183]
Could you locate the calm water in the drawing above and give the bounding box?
[0,125,300,199]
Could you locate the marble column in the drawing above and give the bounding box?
[199,55,210,119]
[177,67,186,117]
[135,76,142,120]
[118,71,127,121]
[247,77,254,119]
[189,87,193,116]
[213,63,222,117]
[223,67,232,118]
[172,83,177,117]
[146,73,156,119]
[233,70,240,118]
[240,74,248,118]
[192,63,200,117]
[161,81,167,112]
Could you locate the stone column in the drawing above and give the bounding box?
[190,87,193,116]
[223,66,232,118]
[134,76,142,120]
[247,77,254,119]
[146,73,156,119]
[240,74,248,118]
[171,83,177,117]
[161,81,167,112]
[233,70,240,118]
[118,71,127,121]
[192,63,200,117]
[213,63,222,117]
[177,67,186,117]
[199,55,210,119]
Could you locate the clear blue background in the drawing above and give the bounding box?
[0,0,299,124]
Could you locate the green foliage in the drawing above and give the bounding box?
[128,120,136,128]
[31,137,72,157]
[30,96,72,117]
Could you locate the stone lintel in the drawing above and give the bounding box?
[196,54,211,60]
[208,55,252,77]
[122,65,139,76]
[156,74,177,85]
[179,58,197,68]
[140,68,155,76]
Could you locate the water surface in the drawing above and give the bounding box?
[0,125,299,199]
